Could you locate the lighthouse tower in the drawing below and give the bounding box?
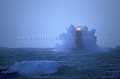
[75,27,83,50]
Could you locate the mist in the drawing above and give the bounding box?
[0,0,120,48]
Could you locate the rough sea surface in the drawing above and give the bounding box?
[0,47,120,79]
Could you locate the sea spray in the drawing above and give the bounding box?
[7,60,58,76]
[55,24,100,51]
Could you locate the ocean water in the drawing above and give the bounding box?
[0,47,120,79]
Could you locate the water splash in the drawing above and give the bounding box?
[6,60,58,76]
[55,24,100,51]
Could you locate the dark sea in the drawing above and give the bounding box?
[0,47,120,79]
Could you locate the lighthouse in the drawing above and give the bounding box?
[75,27,83,50]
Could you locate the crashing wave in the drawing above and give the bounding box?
[7,60,58,76]
[55,24,100,51]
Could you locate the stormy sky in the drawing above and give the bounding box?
[0,0,120,48]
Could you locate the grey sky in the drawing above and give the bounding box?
[0,0,120,48]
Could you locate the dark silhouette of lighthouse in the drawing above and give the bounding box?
[75,27,83,50]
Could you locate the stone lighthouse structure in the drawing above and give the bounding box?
[75,27,83,50]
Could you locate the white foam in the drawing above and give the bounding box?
[55,24,102,52]
[7,60,58,76]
